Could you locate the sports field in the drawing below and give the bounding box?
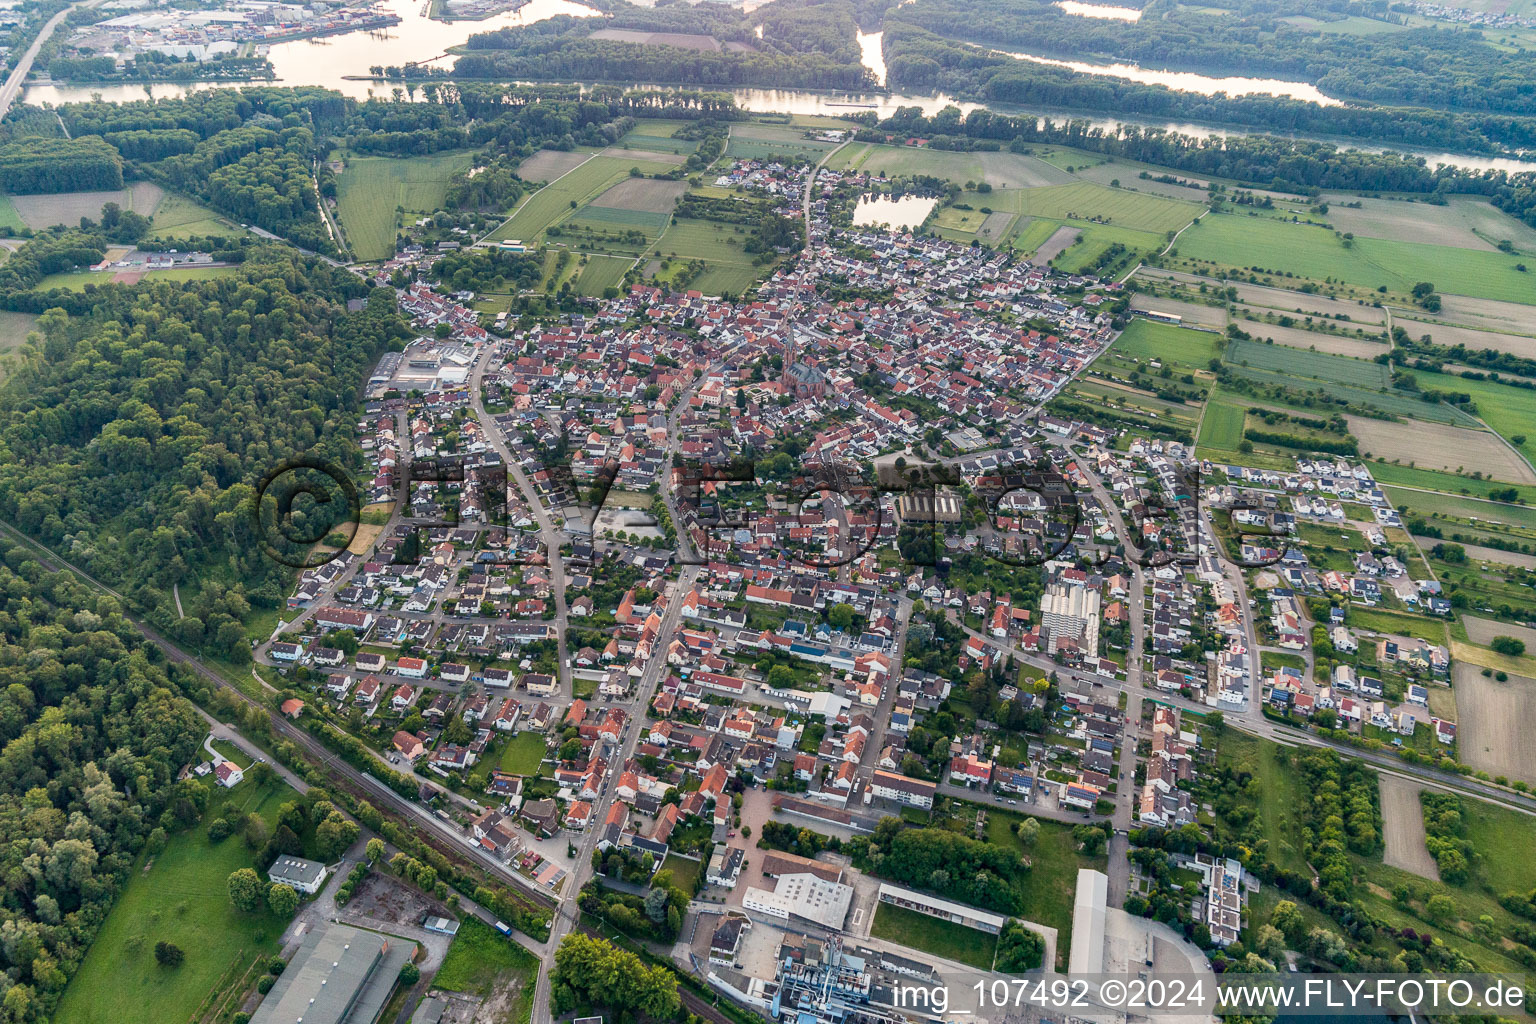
[1176,212,1536,303]
[335,149,476,261]
[1113,317,1224,367]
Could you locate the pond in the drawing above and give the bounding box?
[852,193,937,230]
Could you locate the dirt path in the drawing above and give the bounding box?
[1380,774,1440,880]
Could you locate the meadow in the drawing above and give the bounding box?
[574,254,633,295]
[0,310,36,382]
[149,192,242,240]
[1367,461,1535,500]
[972,181,1202,235]
[1175,212,1536,303]
[54,780,298,1024]
[334,150,476,261]
[1383,485,1536,531]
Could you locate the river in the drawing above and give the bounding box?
[17,0,1536,174]
[1054,1,1143,20]
[992,47,1343,107]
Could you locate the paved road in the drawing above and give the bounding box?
[470,342,574,693]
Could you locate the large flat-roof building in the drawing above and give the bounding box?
[1069,868,1109,974]
[1042,582,1101,658]
[249,921,415,1024]
[875,882,1005,935]
[742,872,853,929]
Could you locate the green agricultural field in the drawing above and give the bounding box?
[149,192,241,239]
[1385,485,1536,531]
[574,254,632,296]
[334,150,476,261]
[488,157,674,244]
[1176,212,1536,304]
[870,903,997,970]
[969,181,1203,236]
[829,143,1071,190]
[1220,363,1482,426]
[1402,367,1536,465]
[1113,318,1225,368]
[615,119,696,155]
[1226,338,1390,389]
[1367,461,1534,501]
[54,781,298,1024]
[1198,394,1249,453]
[654,217,758,265]
[433,916,539,1001]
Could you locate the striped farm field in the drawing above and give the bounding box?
[1198,393,1249,453]
[574,254,632,296]
[1225,338,1390,389]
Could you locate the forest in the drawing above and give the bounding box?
[881,21,1536,155]
[891,0,1536,117]
[0,538,209,1023]
[0,137,124,194]
[454,0,874,90]
[0,240,411,649]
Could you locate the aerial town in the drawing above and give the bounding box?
[2,7,1535,1021]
